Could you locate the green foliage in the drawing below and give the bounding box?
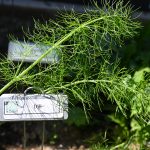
[90,143,110,150]
[90,140,126,150]
[130,68,150,120]
[0,1,142,119]
[89,131,110,150]
[108,113,129,141]
[130,119,150,144]
[133,67,150,83]
[0,0,149,148]
[115,24,150,148]
[106,67,150,148]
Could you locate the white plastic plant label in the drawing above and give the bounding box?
[0,94,68,121]
[8,41,59,63]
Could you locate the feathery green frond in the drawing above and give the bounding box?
[0,1,148,123]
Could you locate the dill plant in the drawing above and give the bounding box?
[0,0,149,124]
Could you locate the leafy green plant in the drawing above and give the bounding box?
[131,67,150,119]
[108,113,129,143]
[129,68,150,148]
[0,0,142,118]
[106,68,150,148]
[0,0,150,148]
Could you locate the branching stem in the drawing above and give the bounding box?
[45,79,137,94]
[0,16,107,95]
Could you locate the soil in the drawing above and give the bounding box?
[0,121,91,150]
[4,145,89,150]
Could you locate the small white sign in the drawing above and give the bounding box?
[0,94,68,121]
[8,41,59,63]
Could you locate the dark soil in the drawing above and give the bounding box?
[0,121,91,150]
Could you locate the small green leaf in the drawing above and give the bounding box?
[133,67,150,83]
[130,119,141,132]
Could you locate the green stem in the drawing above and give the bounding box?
[0,16,107,95]
[45,79,112,93]
[45,79,137,94]
[110,142,125,150]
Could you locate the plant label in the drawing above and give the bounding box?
[0,94,68,121]
[8,41,59,63]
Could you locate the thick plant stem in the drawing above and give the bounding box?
[0,16,106,95]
